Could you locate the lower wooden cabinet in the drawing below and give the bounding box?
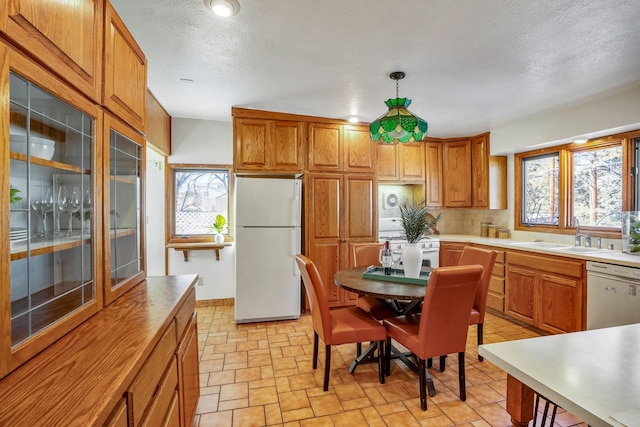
[439,242,466,266]
[177,313,200,427]
[506,252,585,333]
[0,275,199,426]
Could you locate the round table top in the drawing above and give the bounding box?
[334,267,427,301]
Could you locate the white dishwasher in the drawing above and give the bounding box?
[586,261,640,329]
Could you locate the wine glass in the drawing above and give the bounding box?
[57,186,81,236]
[391,250,402,275]
[31,186,54,238]
[82,188,92,233]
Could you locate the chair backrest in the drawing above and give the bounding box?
[351,243,384,267]
[417,265,483,359]
[458,246,497,323]
[295,254,332,343]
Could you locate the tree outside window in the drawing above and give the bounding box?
[522,153,559,225]
[571,146,622,228]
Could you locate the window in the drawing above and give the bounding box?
[169,165,231,239]
[522,153,559,225]
[571,145,622,228]
[516,132,637,237]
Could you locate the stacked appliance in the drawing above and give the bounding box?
[378,217,440,268]
[234,176,302,323]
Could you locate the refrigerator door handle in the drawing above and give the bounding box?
[291,227,300,275]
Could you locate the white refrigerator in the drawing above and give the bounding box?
[234,176,302,323]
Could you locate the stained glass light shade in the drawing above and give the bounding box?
[369,98,428,144]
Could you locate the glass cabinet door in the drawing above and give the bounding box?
[7,70,99,359]
[104,114,145,304]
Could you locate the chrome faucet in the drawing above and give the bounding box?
[573,217,581,246]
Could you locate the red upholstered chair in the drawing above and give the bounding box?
[351,243,397,320]
[432,246,497,372]
[459,246,497,361]
[383,265,483,410]
[295,254,387,391]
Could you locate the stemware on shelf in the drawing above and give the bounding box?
[82,188,92,233]
[31,186,54,239]
[57,186,81,236]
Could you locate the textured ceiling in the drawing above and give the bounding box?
[110,0,640,137]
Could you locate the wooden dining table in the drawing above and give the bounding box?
[334,267,437,396]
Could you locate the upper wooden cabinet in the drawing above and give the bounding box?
[441,134,507,209]
[376,142,425,183]
[146,90,171,155]
[233,118,304,173]
[103,2,147,133]
[0,0,104,102]
[472,134,490,207]
[443,138,472,207]
[308,123,343,172]
[344,125,376,173]
[424,140,443,207]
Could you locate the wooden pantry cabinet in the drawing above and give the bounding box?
[306,173,377,307]
[506,251,585,333]
[233,117,305,173]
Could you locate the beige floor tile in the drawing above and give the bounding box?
[198,410,232,426]
[280,390,311,412]
[232,406,266,427]
[309,393,344,416]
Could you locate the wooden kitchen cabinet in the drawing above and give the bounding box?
[233,118,304,173]
[344,125,377,173]
[424,140,443,207]
[0,0,104,102]
[472,133,490,207]
[103,112,146,305]
[176,313,200,427]
[306,173,376,307]
[439,242,466,266]
[103,1,147,133]
[506,252,585,333]
[443,138,472,207]
[376,142,425,183]
[3,43,103,378]
[308,123,343,171]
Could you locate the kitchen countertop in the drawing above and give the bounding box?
[436,234,640,268]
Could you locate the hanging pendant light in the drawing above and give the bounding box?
[369,72,428,144]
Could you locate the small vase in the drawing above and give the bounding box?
[215,233,224,244]
[402,243,423,278]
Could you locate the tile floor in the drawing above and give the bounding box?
[194,306,587,427]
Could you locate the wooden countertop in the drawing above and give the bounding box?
[0,274,198,427]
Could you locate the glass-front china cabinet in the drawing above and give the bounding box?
[3,49,103,377]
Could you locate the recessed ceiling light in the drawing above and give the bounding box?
[348,116,359,123]
[204,0,240,17]
[574,137,588,144]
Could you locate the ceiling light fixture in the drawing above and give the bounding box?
[205,0,241,17]
[369,71,428,144]
[574,137,588,144]
[348,116,359,123]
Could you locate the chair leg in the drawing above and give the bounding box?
[312,332,319,370]
[477,323,484,362]
[439,355,446,372]
[458,351,466,401]
[427,357,432,368]
[356,342,362,356]
[323,344,331,391]
[385,336,392,376]
[378,340,385,384]
[418,357,428,410]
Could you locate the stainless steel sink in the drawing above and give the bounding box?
[510,241,571,249]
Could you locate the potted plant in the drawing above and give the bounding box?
[10,185,22,204]
[210,214,227,244]
[398,197,441,278]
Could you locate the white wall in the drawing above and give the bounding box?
[145,147,166,276]
[167,118,235,300]
[491,83,640,155]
